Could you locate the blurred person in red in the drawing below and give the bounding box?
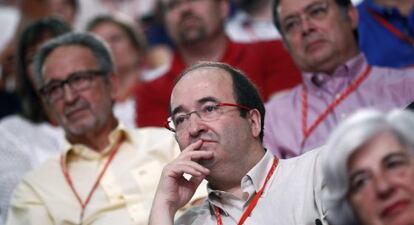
[135,0,301,127]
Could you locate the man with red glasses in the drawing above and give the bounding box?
[149,62,327,225]
[5,33,204,225]
[264,0,414,158]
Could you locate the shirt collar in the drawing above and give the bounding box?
[302,53,367,93]
[206,150,276,213]
[63,123,131,160]
[244,150,275,193]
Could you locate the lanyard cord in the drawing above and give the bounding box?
[213,157,279,225]
[60,134,125,222]
[367,6,414,46]
[301,65,372,148]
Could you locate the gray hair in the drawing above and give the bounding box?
[322,109,414,225]
[33,32,114,89]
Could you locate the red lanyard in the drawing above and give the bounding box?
[60,134,125,222]
[213,157,279,225]
[367,6,414,46]
[301,65,372,147]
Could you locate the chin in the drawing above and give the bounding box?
[198,158,214,168]
[389,213,414,225]
[66,122,97,136]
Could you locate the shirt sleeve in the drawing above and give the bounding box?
[261,40,302,99]
[6,179,54,225]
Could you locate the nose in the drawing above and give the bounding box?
[187,113,207,138]
[374,174,395,199]
[300,15,316,36]
[62,83,78,104]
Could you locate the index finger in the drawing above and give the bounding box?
[181,139,203,153]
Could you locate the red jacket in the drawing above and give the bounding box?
[136,39,301,127]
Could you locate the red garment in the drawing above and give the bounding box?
[136,39,301,127]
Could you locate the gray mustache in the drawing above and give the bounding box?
[64,100,89,117]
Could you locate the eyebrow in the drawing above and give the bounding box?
[349,170,367,184]
[170,96,220,116]
[349,151,407,180]
[382,151,407,164]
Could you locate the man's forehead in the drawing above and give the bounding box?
[278,0,328,16]
[170,67,234,108]
[43,45,97,80]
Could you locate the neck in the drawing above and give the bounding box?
[305,48,360,75]
[67,116,118,152]
[374,0,414,16]
[178,33,228,66]
[246,0,272,20]
[208,146,265,199]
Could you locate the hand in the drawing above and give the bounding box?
[149,140,213,224]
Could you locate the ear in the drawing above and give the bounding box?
[347,5,359,29]
[247,109,262,139]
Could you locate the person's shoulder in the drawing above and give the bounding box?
[21,154,61,185]
[368,65,414,81]
[265,86,301,112]
[140,51,184,86]
[125,127,179,153]
[127,127,174,139]
[279,146,323,170]
[356,0,368,11]
[0,115,40,143]
[0,115,29,128]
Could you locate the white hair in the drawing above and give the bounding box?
[322,109,414,225]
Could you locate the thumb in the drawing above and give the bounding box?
[188,174,205,189]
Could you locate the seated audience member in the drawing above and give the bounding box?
[5,33,202,225]
[149,62,327,225]
[264,0,414,158]
[136,0,301,127]
[0,17,70,224]
[226,0,281,42]
[87,14,146,128]
[0,0,78,118]
[357,0,414,68]
[322,109,414,225]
